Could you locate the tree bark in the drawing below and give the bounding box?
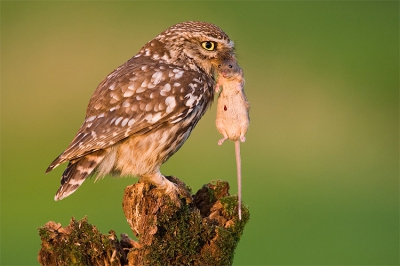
[38,177,249,266]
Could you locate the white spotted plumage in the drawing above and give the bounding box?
[46,21,237,204]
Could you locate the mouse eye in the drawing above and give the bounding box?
[201,41,216,51]
[228,64,233,68]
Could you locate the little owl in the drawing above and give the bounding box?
[46,21,238,204]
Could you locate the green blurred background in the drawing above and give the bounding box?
[1,1,398,265]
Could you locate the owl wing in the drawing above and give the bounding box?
[47,60,214,172]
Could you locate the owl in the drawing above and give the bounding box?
[46,21,237,204]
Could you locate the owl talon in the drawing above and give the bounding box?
[164,181,192,207]
[147,173,192,207]
[162,181,182,207]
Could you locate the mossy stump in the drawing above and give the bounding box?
[38,178,249,266]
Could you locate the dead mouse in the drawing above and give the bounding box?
[215,59,250,220]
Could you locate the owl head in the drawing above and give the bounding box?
[137,21,237,75]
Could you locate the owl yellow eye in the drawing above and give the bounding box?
[201,41,216,51]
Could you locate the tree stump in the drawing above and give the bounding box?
[38,178,249,266]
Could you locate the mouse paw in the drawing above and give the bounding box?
[218,137,227,145]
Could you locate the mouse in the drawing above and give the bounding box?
[215,59,250,220]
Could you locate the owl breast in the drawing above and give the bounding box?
[96,101,208,178]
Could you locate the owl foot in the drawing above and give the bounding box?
[143,173,192,207]
[162,176,192,207]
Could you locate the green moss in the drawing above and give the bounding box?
[145,199,203,265]
[136,183,249,266]
[38,217,124,266]
[220,196,238,217]
[38,227,51,241]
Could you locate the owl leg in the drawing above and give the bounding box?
[142,171,189,206]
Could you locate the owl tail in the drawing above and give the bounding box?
[54,150,106,201]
